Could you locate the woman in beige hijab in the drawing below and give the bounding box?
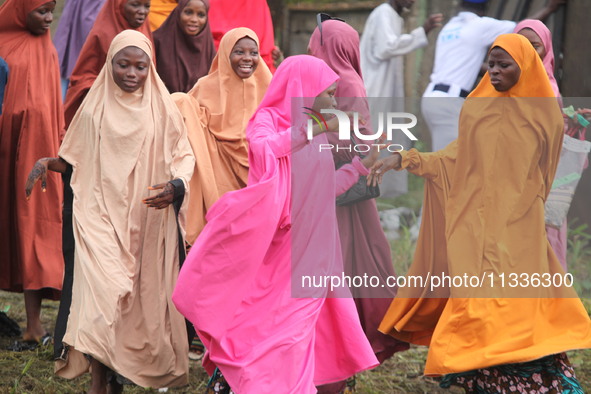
[25,30,194,393]
[173,27,272,245]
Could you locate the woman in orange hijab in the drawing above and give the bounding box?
[173,27,271,245]
[374,34,591,391]
[0,0,64,346]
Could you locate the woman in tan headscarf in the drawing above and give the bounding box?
[374,34,591,392]
[173,27,271,245]
[25,30,194,393]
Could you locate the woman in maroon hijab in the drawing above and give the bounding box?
[308,17,410,393]
[154,0,216,93]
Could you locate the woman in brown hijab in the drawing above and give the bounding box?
[154,0,216,93]
[0,0,63,346]
[26,30,195,393]
[173,27,272,245]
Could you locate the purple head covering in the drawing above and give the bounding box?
[513,19,560,97]
[53,0,106,80]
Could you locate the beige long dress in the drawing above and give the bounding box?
[54,30,195,388]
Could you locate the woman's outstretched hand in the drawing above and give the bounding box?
[143,182,175,209]
[367,152,402,187]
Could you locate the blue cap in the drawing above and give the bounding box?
[464,0,488,3]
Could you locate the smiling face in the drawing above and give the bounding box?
[487,47,521,92]
[229,37,259,79]
[112,46,150,93]
[179,0,207,36]
[312,82,337,113]
[25,1,56,35]
[517,28,546,60]
[122,0,150,29]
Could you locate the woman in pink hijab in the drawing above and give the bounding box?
[308,17,409,392]
[514,20,566,269]
[172,55,379,392]
[514,20,560,96]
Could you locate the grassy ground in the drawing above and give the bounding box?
[3,295,591,393]
[2,172,591,393]
[2,218,591,394]
[0,290,461,393]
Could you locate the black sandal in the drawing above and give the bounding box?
[6,333,52,352]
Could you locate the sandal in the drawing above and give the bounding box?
[6,333,52,352]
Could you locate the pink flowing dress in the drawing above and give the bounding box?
[173,55,378,392]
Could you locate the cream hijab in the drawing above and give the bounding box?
[56,30,194,387]
[60,29,194,240]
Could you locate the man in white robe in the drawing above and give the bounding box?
[360,0,441,196]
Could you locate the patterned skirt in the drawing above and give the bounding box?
[439,353,584,393]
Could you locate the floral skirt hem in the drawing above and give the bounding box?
[439,353,584,393]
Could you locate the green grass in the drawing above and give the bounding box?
[0,291,461,393]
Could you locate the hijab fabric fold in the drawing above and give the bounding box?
[208,0,277,72]
[53,0,107,80]
[148,0,177,31]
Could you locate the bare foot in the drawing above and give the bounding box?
[21,331,49,343]
[23,290,47,342]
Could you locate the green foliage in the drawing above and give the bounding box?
[567,220,591,297]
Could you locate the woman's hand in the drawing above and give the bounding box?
[143,182,175,209]
[310,111,364,137]
[361,140,386,170]
[25,157,67,200]
[25,159,50,200]
[367,153,402,186]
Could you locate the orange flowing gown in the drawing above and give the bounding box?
[379,34,591,376]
